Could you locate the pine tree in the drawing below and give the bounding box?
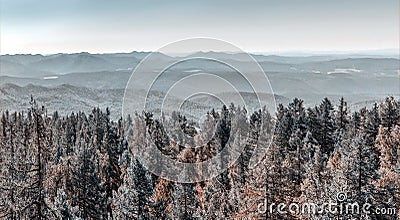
[317,98,336,156]
[336,97,349,131]
[70,115,107,219]
[379,96,399,130]
[52,189,75,219]
[113,158,154,219]
[373,125,400,218]
[299,132,329,220]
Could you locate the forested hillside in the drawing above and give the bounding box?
[0,96,399,219]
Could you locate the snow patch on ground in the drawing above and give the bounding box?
[327,68,362,74]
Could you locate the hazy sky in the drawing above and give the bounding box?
[0,0,399,54]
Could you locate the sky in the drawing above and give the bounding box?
[0,0,399,54]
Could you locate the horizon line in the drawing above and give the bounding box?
[1,48,399,56]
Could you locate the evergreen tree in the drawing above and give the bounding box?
[379,96,399,130]
[336,97,349,131]
[317,98,336,156]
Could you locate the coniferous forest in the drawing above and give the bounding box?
[0,96,399,219]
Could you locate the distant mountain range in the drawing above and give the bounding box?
[0,51,399,116]
[1,51,398,77]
